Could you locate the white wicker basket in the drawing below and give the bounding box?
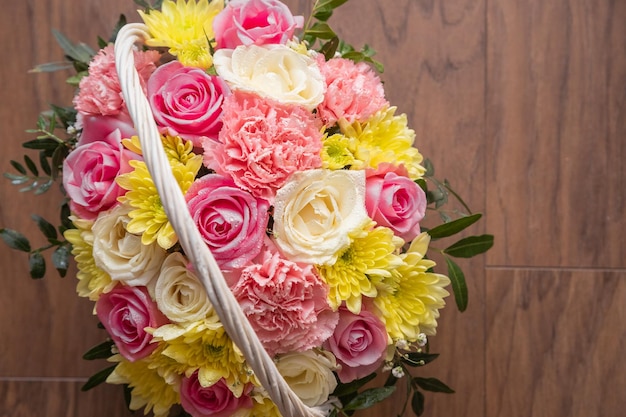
[115,23,326,417]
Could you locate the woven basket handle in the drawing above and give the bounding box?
[114,23,325,417]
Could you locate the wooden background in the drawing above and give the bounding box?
[1,0,624,416]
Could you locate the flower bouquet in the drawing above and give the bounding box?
[1,0,493,416]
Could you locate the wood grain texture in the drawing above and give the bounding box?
[486,0,626,268]
[486,269,626,416]
[0,380,129,417]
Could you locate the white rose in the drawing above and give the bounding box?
[213,44,325,110]
[155,252,213,323]
[92,204,167,287]
[272,169,369,265]
[275,349,338,407]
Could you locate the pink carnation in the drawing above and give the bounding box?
[232,250,339,356]
[316,56,388,126]
[73,45,160,116]
[202,91,323,202]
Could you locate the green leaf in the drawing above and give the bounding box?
[427,213,482,239]
[60,202,74,231]
[29,61,74,73]
[83,340,115,360]
[343,386,396,411]
[313,7,333,21]
[81,365,117,391]
[423,159,435,176]
[51,145,69,180]
[29,252,46,279]
[320,36,340,60]
[413,377,455,393]
[10,160,27,175]
[108,14,129,44]
[411,390,425,416]
[4,173,30,185]
[24,155,39,176]
[403,352,440,367]
[23,138,59,151]
[52,29,94,64]
[332,372,377,397]
[32,215,58,240]
[315,0,350,11]
[34,179,53,195]
[0,228,31,252]
[444,234,494,258]
[445,256,468,312]
[39,152,52,176]
[52,245,71,277]
[305,22,336,40]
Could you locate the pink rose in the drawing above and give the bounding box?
[325,307,388,383]
[213,0,304,49]
[180,373,253,417]
[76,112,136,146]
[185,174,270,269]
[95,285,168,362]
[203,92,322,202]
[365,164,427,241]
[148,60,230,147]
[74,45,159,117]
[316,56,388,126]
[63,129,140,220]
[232,250,339,356]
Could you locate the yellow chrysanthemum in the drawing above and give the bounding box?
[250,394,282,417]
[151,318,253,397]
[116,155,201,249]
[316,221,404,313]
[340,107,425,180]
[63,217,115,301]
[139,0,224,68]
[373,233,451,342]
[122,134,201,167]
[320,133,361,170]
[107,354,179,417]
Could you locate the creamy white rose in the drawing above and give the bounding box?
[155,252,213,323]
[275,349,338,407]
[272,169,369,265]
[92,204,166,287]
[213,44,325,110]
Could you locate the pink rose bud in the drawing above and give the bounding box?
[325,307,389,383]
[213,0,304,49]
[95,285,168,362]
[180,373,253,417]
[365,164,427,242]
[148,60,230,147]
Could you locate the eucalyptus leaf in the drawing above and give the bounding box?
[22,138,59,151]
[0,228,31,252]
[444,234,494,258]
[343,386,396,411]
[427,213,482,239]
[413,377,455,393]
[29,61,74,73]
[52,29,94,64]
[34,180,53,195]
[24,155,39,176]
[445,256,468,312]
[81,365,117,391]
[31,215,58,240]
[29,252,46,279]
[4,173,30,185]
[52,245,71,277]
[423,158,435,176]
[10,160,27,175]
